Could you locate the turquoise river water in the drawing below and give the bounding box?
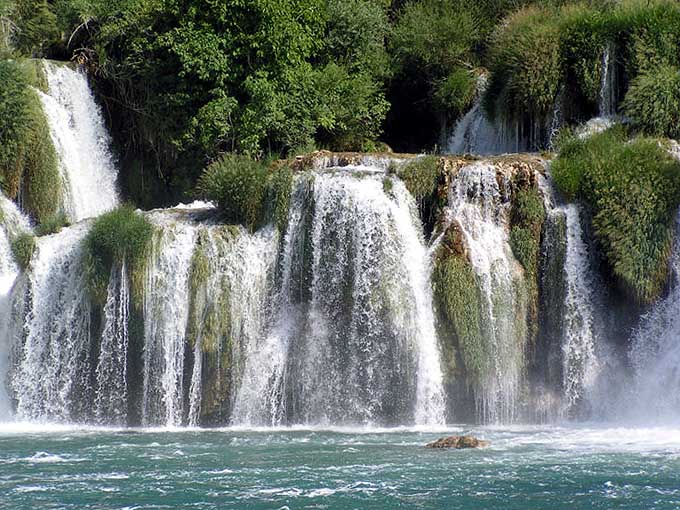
[1,424,679,509]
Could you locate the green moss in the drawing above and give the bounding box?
[186,228,233,355]
[552,127,680,303]
[622,64,680,139]
[83,205,154,305]
[382,176,393,195]
[398,156,440,201]
[11,232,35,270]
[35,211,69,236]
[433,227,487,387]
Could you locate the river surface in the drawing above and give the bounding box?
[1,424,679,509]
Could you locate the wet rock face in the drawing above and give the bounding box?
[426,435,490,449]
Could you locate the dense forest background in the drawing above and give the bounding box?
[1,0,680,212]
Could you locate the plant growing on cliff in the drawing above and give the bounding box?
[83,205,154,304]
[11,232,35,270]
[622,64,680,139]
[399,156,440,202]
[485,6,561,121]
[0,60,61,225]
[552,127,680,303]
[196,155,268,232]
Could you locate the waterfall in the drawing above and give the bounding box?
[94,261,130,425]
[10,224,91,422]
[447,163,527,423]
[188,224,279,427]
[560,204,600,413]
[447,76,530,155]
[627,212,680,422]
[38,62,119,222]
[598,44,617,117]
[141,213,198,427]
[0,195,32,419]
[233,169,446,427]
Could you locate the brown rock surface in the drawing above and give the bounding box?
[426,435,490,449]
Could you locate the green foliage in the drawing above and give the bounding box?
[196,155,268,232]
[10,232,35,270]
[485,6,561,120]
[557,4,611,105]
[398,156,440,201]
[510,226,537,273]
[84,205,154,304]
[11,0,59,56]
[0,60,61,224]
[391,0,482,123]
[42,0,390,203]
[268,166,293,234]
[623,64,680,139]
[552,127,680,303]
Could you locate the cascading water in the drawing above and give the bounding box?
[233,168,446,427]
[141,212,198,427]
[446,163,527,423]
[559,205,600,413]
[188,224,279,427]
[94,261,130,425]
[37,62,119,222]
[10,224,91,422]
[627,212,680,423]
[0,195,32,418]
[447,78,528,156]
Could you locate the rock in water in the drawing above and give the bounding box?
[426,435,489,449]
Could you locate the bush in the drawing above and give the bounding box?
[623,64,680,139]
[552,127,680,303]
[196,155,269,231]
[485,6,561,120]
[11,232,35,270]
[557,4,612,106]
[84,205,154,303]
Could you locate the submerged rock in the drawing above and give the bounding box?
[426,435,489,449]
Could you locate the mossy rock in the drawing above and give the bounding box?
[83,206,154,306]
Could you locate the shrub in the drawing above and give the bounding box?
[195,155,269,232]
[84,205,154,304]
[11,232,35,270]
[552,127,680,303]
[196,155,295,233]
[615,0,680,75]
[622,64,680,139]
[485,6,561,120]
[398,156,440,201]
[557,4,612,106]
